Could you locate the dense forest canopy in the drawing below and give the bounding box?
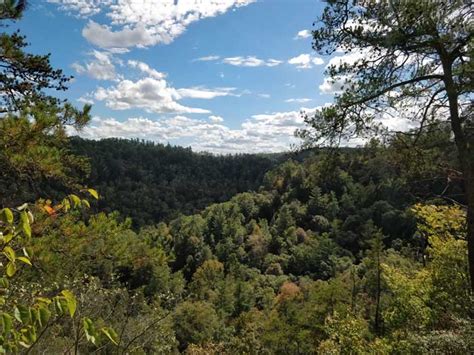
[68,137,283,227]
[0,0,472,354]
[298,0,474,290]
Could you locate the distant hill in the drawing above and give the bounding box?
[70,137,286,227]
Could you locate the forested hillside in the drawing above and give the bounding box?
[69,137,281,227]
[0,0,472,354]
[7,134,472,353]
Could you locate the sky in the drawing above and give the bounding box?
[15,0,344,154]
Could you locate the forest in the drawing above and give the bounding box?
[68,137,282,227]
[0,0,472,354]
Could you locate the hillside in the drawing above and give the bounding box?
[0,0,472,353]
[11,140,471,353]
[68,137,284,227]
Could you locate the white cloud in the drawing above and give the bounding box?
[222,56,283,67]
[128,60,165,79]
[93,77,210,114]
[52,1,256,49]
[71,50,117,81]
[194,55,221,62]
[89,60,239,114]
[176,87,237,99]
[325,48,369,69]
[319,76,348,94]
[82,21,159,49]
[193,55,284,68]
[209,115,224,123]
[77,94,94,105]
[294,29,311,39]
[48,0,112,17]
[69,107,321,154]
[285,98,312,103]
[320,48,371,94]
[288,54,324,69]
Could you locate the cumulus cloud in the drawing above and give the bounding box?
[52,0,256,49]
[68,107,320,154]
[222,56,283,67]
[294,29,311,39]
[93,77,211,114]
[209,115,224,123]
[319,76,349,94]
[288,54,324,69]
[127,60,165,80]
[82,21,159,49]
[319,48,370,94]
[89,60,238,114]
[325,48,369,69]
[48,0,112,17]
[71,50,118,81]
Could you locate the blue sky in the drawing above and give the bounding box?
[15,0,342,153]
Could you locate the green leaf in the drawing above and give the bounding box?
[87,189,99,200]
[3,233,13,244]
[23,327,36,345]
[54,297,64,315]
[61,198,70,212]
[38,307,50,327]
[61,290,77,317]
[0,209,13,224]
[69,194,81,208]
[3,246,15,262]
[30,308,39,326]
[35,297,51,305]
[0,278,9,288]
[83,317,97,345]
[14,305,30,324]
[20,211,31,238]
[101,327,119,345]
[16,256,31,266]
[81,199,90,209]
[2,314,12,335]
[6,262,16,278]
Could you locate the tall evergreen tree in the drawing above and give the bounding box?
[0,0,91,206]
[299,0,474,290]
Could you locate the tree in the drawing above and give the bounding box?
[0,0,91,206]
[364,231,386,335]
[173,301,220,351]
[0,192,119,352]
[0,0,26,20]
[299,0,474,290]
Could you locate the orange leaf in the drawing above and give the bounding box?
[44,205,56,216]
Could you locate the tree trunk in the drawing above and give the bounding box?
[439,51,474,292]
[464,163,474,292]
[374,245,382,335]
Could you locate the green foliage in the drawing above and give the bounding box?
[0,192,118,353]
[0,4,471,350]
[69,137,281,227]
[0,6,92,208]
[173,301,220,350]
[299,0,474,292]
